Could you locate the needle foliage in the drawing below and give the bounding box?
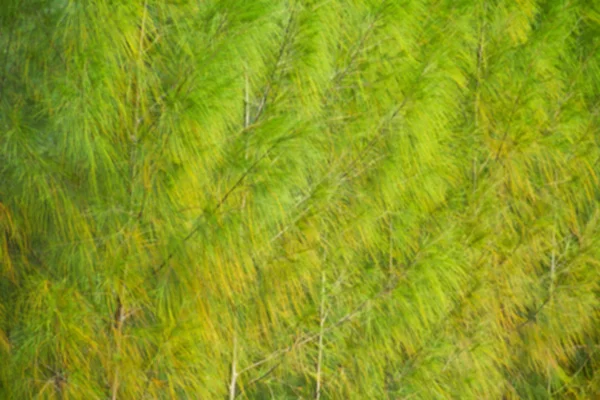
[1,0,600,398]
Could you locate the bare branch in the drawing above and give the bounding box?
[229,334,238,400]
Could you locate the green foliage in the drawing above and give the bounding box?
[1,0,599,398]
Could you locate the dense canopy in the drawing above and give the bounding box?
[1,0,600,398]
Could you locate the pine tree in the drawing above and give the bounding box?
[1,0,599,398]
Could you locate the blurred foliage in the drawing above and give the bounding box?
[0,0,600,398]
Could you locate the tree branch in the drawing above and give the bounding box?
[251,10,296,124]
[229,334,238,400]
[238,276,399,387]
[153,141,278,275]
[315,272,327,400]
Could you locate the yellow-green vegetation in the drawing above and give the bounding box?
[1,0,600,398]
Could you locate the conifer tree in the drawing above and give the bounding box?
[1,0,599,398]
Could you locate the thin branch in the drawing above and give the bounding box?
[110,295,125,400]
[0,14,16,95]
[252,10,296,124]
[244,72,251,129]
[551,347,599,396]
[229,334,238,400]
[549,231,556,300]
[339,98,408,182]
[493,89,523,162]
[315,273,327,400]
[473,1,487,190]
[332,14,381,85]
[153,141,278,274]
[134,0,149,139]
[239,276,399,378]
[244,362,281,389]
[129,0,149,201]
